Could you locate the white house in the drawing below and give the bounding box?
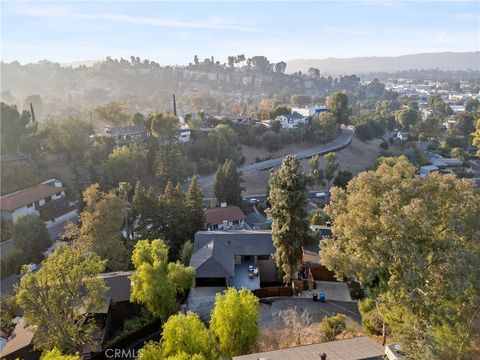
[275,112,308,129]
[291,105,328,117]
[0,180,66,222]
[178,125,191,142]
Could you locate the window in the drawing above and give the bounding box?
[45,196,52,203]
[55,192,61,197]
[27,203,33,208]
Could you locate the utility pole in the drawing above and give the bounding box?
[29,103,36,122]
[173,94,177,116]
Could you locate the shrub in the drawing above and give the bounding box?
[358,298,383,335]
[319,314,347,341]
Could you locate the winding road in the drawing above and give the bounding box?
[197,126,355,189]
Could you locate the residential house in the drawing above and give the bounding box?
[189,230,276,289]
[0,271,137,360]
[0,180,66,222]
[104,124,149,145]
[178,125,191,143]
[232,336,384,360]
[205,205,246,230]
[291,105,328,118]
[275,112,308,129]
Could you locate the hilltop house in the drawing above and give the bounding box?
[291,105,328,117]
[104,124,149,145]
[189,231,276,289]
[275,112,308,129]
[0,180,66,222]
[205,204,246,230]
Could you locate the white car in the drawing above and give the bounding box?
[315,192,327,199]
[249,198,259,205]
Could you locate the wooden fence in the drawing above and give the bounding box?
[252,286,293,298]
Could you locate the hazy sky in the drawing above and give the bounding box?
[1,1,479,65]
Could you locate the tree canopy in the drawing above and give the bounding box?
[320,156,480,358]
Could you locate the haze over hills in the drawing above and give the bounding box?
[286,52,480,75]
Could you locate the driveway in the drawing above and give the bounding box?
[259,298,362,331]
[306,281,353,302]
[186,286,225,322]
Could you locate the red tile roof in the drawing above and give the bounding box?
[0,184,64,212]
[205,205,246,226]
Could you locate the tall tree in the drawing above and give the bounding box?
[130,239,194,320]
[267,155,309,284]
[46,117,92,161]
[1,102,33,155]
[454,112,476,137]
[16,244,108,354]
[72,184,129,271]
[210,288,259,358]
[12,214,51,264]
[309,155,325,187]
[186,176,205,237]
[104,145,148,188]
[155,143,191,191]
[320,157,480,358]
[324,152,339,189]
[327,92,351,125]
[214,159,242,206]
[395,108,420,131]
[132,181,162,239]
[147,112,180,143]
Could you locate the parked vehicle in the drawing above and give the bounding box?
[248,265,255,278]
[249,198,260,205]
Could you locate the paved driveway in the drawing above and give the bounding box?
[259,298,362,331]
[186,286,225,322]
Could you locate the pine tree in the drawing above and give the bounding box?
[186,175,205,236]
[132,181,162,239]
[267,155,309,284]
[214,160,242,206]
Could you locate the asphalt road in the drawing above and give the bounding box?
[46,210,79,241]
[197,126,355,189]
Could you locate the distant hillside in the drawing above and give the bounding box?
[286,52,480,75]
[60,60,100,68]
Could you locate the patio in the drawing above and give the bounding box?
[231,262,260,290]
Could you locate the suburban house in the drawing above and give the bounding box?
[0,179,66,222]
[275,112,308,129]
[233,336,384,360]
[104,124,149,145]
[291,105,328,117]
[0,271,137,360]
[205,204,246,230]
[189,230,276,289]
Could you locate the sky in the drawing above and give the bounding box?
[1,1,479,65]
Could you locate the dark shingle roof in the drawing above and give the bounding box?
[194,230,275,256]
[190,239,235,278]
[98,271,133,304]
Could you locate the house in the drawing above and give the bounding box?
[205,204,246,230]
[291,105,328,118]
[189,231,276,289]
[0,271,136,360]
[104,124,149,145]
[0,180,66,222]
[275,112,308,129]
[178,124,191,143]
[232,336,384,360]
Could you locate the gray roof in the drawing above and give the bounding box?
[194,230,275,256]
[233,336,384,360]
[191,231,275,279]
[190,239,235,278]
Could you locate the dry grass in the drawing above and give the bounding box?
[254,307,360,352]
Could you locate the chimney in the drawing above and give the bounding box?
[220,202,227,208]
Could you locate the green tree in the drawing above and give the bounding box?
[147,112,180,143]
[132,181,162,239]
[327,92,350,124]
[46,117,92,160]
[414,115,441,139]
[454,112,476,137]
[73,184,129,271]
[186,176,205,238]
[210,288,259,358]
[16,244,108,354]
[310,211,325,225]
[319,314,347,341]
[267,156,309,284]
[208,124,238,163]
[12,214,51,264]
[105,145,148,188]
[428,95,453,115]
[333,170,353,189]
[324,152,339,188]
[130,239,194,320]
[180,240,194,266]
[155,143,191,191]
[214,159,242,206]
[395,108,420,131]
[41,348,81,360]
[311,112,340,143]
[94,102,129,127]
[1,102,34,154]
[309,154,325,187]
[473,118,480,155]
[320,157,480,358]
[162,312,217,359]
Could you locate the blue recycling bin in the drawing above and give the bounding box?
[319,292,326,302]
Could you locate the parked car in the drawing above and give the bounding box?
[249,198,260,205]
[248,265,255,279]
[315,192,327,199]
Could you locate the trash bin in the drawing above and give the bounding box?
[319,292,326,302]
[313,293,318,302]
